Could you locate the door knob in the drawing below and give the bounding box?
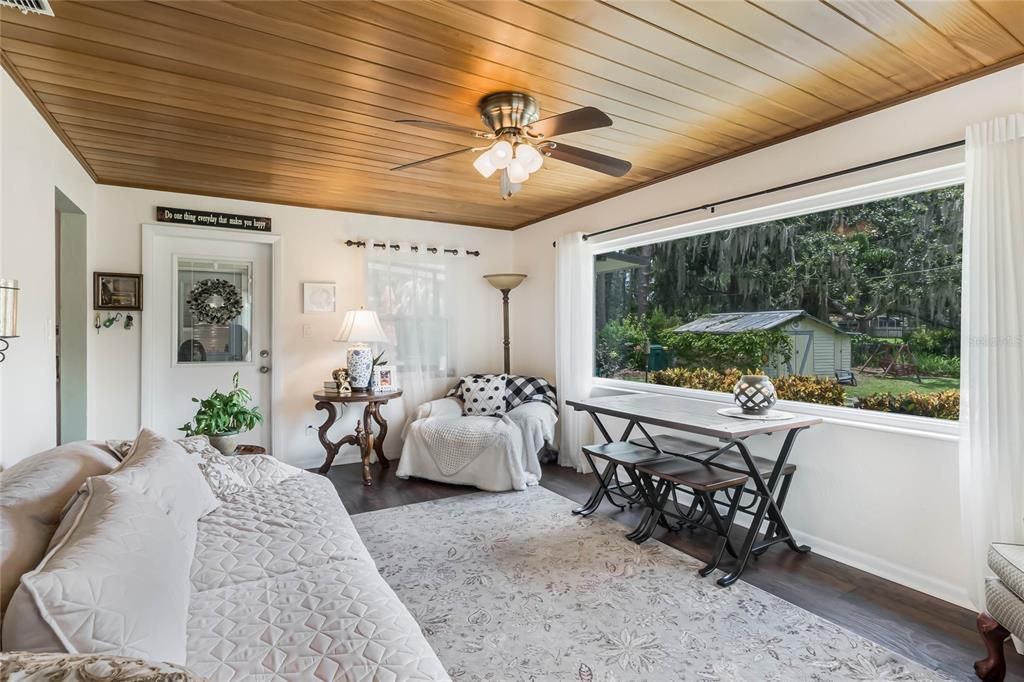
[259,366,270,374]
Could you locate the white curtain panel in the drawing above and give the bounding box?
[367,250,456,447]
[555,232,594,472]
[959,112,1024,610]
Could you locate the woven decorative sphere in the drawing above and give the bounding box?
[733,375,778,414]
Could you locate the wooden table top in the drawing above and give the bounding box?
[313,389,403,403]
[567,393,821,440]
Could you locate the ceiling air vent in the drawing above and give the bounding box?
[1,0,53,15]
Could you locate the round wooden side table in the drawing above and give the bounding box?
[313,389,403,486]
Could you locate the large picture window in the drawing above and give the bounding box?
[594,185,963,420]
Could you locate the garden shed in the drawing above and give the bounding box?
[673,310,852,377]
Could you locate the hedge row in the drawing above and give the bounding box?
[648,368,846,406]
[853,390,959,420]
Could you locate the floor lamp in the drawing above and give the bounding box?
[483,273,527,374]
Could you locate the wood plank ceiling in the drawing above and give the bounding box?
[2,1,1022,229]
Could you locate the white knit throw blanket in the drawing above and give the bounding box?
[420,417,514,476]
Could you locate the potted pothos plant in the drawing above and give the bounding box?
[179,372,264,455]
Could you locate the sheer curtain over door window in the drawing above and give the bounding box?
[367,252,456,444]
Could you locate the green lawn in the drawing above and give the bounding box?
[843,372,959,399]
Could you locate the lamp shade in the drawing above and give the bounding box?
[334,308,388,344]
[483,273,527,291]
[0,279,18,338]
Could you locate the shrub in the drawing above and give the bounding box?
[907,327,960,356]
[854,390,959,420]
[664,330,793,372]
[771,375,846,406]
[914,352,960,377]
[650,368,846,406]
[595,316,648,377]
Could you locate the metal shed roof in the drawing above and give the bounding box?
[673,310,846,334]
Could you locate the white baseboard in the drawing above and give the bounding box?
[792,529,973,610]
[283,451,362,470]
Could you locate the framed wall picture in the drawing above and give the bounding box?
[303,282,336,313]
[94,272,143,311]
[373,365,397,392]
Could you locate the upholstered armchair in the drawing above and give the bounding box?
[397,374,557,492]
[975,543,1024,681]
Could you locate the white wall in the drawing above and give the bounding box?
[1,70,97,464]
[512,65,1024,608]
[1,68,515,468]
[93,186,513,468]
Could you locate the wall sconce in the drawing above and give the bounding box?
[0,279,19,363]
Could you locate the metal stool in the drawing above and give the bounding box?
[635,458,749,579]
[574,442,675,517]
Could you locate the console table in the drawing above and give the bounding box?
[313,390,403,486]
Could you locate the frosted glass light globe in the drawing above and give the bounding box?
[488,140,513,169]
[515,143,544,173]
[507,159,530,183]
[473,151,497,178]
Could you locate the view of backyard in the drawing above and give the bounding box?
[595,186,963,420]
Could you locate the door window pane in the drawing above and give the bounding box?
[177,258,252,363]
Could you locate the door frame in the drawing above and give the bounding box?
[141,223,283,455]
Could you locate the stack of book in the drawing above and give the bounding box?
[321,380,349,396]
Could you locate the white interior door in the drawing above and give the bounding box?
[144,228,272,446]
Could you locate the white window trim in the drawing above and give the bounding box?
[590,160,965,442]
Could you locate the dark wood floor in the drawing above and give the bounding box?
[321,461,1022,682]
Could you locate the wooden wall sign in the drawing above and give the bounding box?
[156,207,271,231]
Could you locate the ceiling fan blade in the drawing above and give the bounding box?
[525,107,612,139]
[391,147,475,171]
[395,119,489,137]
[543,142,631,177]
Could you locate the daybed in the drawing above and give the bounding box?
[0,434,449,681]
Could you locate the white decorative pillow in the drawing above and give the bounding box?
[197,455,249,499]
[460,373,508,416]
[2,477,192,663]
[105,429,219,553]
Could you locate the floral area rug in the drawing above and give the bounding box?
[352,486,950,682]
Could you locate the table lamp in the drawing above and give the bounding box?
[334,307,388,391]
[483,273,527,374]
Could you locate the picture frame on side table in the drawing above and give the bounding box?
[373,365,397,392]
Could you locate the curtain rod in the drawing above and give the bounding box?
[577,139,965,243]
[345,239,480,257]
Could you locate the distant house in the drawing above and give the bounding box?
[673,310,852,377]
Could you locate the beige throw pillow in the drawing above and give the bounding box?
[2,477,192,663]
[105,429,219,554]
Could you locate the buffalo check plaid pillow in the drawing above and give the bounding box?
[448,374,557,413]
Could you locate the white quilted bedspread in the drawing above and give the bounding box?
[186,471,449,681]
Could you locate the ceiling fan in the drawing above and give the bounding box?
[391,92,632,199]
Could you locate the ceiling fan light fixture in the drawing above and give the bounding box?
[488,140,514,169]
[514,143,544,173]
[473,151,497,178]
[507,158,530,184]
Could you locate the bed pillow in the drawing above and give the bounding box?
[105,429,219,553]
[2,477,192,663]
[460,373,508,416]
[0,442,119,619]
[0,652,205,681]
